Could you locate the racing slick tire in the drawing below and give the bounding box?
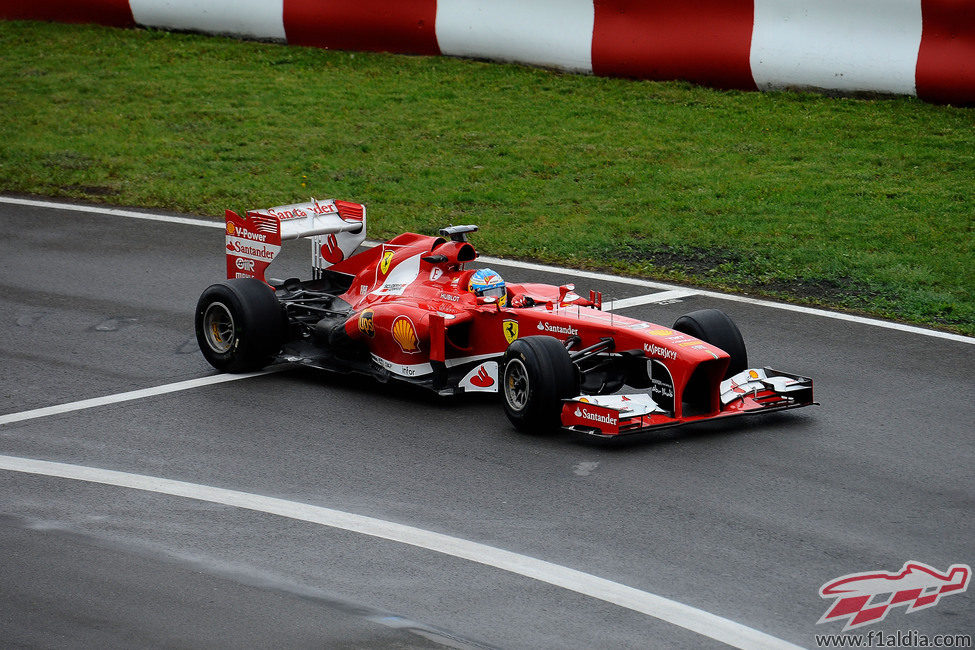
[501,335,578,434]
[195,279,285,372]
[673,308,747,379]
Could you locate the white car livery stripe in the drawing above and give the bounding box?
[370,352,502,378]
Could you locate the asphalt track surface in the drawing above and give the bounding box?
[0,196,972,649]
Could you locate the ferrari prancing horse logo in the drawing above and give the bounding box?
[380,250,395,275]
[502,319,519,344]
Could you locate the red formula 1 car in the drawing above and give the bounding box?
[195,198,815,438]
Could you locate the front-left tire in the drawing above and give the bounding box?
[195,279,285,372]
[501,335,578,434]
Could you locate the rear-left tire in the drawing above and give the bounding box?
[195,279,285,372]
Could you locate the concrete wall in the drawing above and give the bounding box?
[2,0,971,104]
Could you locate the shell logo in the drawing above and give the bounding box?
[391,315,420,353]
[380,250,395,275]
[226,222,236,235]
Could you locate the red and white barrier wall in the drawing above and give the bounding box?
[2,0,972,104]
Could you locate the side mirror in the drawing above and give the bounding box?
[558,283,576,303]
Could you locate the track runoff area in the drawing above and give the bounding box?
[1,195,971,649]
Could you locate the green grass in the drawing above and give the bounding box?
[2,20,973,334]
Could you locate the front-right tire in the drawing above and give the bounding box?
[195,278,285,372]
[501,335,578,433]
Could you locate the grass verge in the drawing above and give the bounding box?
[1,21,973,334]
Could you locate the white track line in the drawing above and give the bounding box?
[683,290,975,343]
[603,289,700,311]
[0,196,222,229]
[477,254,677,291]
[0,454,800,650]
[2,195,971,344]
[478,255,973,344]
[0,370,280,426]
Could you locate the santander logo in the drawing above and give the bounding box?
[469,365,494,388]
[573,406,618,426]
[536,321,578,336]
[320,233,344,264]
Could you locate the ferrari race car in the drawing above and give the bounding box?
[195,198,815,438]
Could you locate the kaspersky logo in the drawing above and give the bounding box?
[643,343,677,361]
[818,561,971,631]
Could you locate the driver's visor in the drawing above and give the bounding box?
[478,285,505,298]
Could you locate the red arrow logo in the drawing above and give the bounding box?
[470,365,494,388]
[320,233,344,264]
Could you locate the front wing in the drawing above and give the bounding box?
[561,367,815,438]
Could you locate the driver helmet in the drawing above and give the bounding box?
[469,268,506,305]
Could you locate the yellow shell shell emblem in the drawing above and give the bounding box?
[380,250,395,275]
[391,316,420,353]
[226,221,236,235]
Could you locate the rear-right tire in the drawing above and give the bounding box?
[673,308,747,379]
[195,279,285,372]
[501,335,578,433]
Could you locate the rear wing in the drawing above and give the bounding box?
[225,198,366,282]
